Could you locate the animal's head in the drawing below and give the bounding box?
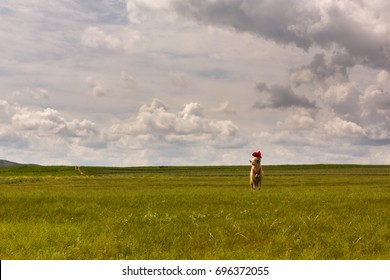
[250,157,261,167]
[252,150,262,158]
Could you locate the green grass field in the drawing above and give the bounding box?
[1,165,389,260]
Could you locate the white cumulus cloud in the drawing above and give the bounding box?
[110,99,246,149]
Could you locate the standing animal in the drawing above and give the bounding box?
[75,166,85,175]
[249,151,264,191]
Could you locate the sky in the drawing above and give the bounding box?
[1,0,390,166]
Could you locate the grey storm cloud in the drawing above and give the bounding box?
[172,0,317,49]
[253,82,316,109]
[170,0,390,71]
[289,53,351,86]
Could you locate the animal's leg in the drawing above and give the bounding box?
[258,178,262,190]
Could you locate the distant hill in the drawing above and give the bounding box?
[0,159,37,167]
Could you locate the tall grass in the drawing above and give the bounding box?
[0,165,389,259]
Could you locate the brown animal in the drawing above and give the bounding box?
[75,166,85,175]
[249,156,264,191]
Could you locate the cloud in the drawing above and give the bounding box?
[23,88,49,100]
[86,76,108,97]
[324,116,365,138]
[169,0,390,71]
[310,2,390,71]
[82,26,122,50]
[2,100,98,140]
[358,85,390,141]
[0,99,102,164]
[254,82,316,109]
[289,53,351,86]
[169,72,188,88]
[320,82,361,121]
[12,108,67,134]
[11,107,98,139]
[282,109,316,130]
[66,119,99,138]
[171,0,317,49]
[3,0,390,165]
[120,71,138,88]
[361,85,390,114]
[0,100,12,122]
[0,127,29,148]
[377,70,390,88]
[211,101,236,114]
[10,88,50,107]
[125,0,173,24]
[81,26,140,52]
[110,99,247,149]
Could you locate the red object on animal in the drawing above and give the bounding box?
[252,151,262,158]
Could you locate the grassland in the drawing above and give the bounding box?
[0,164,389,260]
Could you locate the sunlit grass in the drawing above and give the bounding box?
[1,165,389,259]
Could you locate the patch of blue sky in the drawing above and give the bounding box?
[0,6,15,16]
[160,50,204,61]
[74,0,128,25]
[196,69,230,80]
